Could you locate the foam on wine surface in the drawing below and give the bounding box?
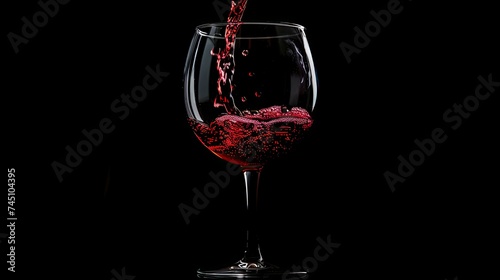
[189,106,312,166]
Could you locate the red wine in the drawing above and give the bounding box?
[189,106,313,167]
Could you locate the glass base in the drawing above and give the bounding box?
[197,261,308,279]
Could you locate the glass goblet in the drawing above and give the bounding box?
[184,21,318,278]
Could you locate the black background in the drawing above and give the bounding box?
[3,0,499,279]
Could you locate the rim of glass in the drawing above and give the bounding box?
[195,21,306,39]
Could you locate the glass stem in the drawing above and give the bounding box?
[240,168,264,266]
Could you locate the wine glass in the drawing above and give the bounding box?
[183,21,318,278]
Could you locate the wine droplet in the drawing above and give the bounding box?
[254,91,262,98]
[242,49,249,56]
[241,96,247,102]
[248,72,255,77]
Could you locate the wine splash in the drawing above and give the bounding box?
[212,0,248,115]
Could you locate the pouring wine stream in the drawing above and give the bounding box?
[213,0,247,115]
